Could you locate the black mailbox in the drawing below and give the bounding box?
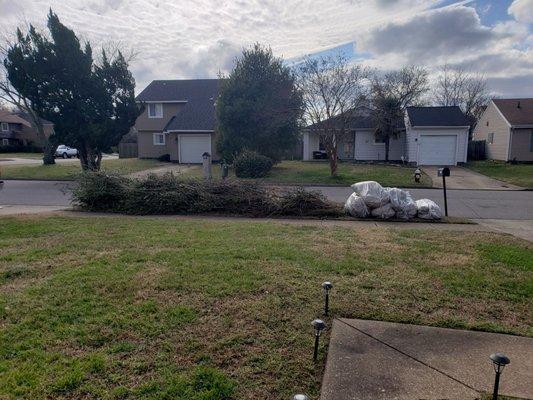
[437,167,450,177]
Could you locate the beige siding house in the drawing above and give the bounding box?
[303,106,470,166]
[473,98,533,162]
[134,79,220,163]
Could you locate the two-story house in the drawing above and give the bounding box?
[0,110,54,149]
[134,79,220,163]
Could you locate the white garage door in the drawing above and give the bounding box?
[419,135,457,166]
[179,134,211,164]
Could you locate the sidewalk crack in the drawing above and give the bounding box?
[336,318,481,394]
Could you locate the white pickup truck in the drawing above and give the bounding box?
[55,145,78,159]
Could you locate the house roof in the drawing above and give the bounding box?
[136,79,220,102]
[406,106,470,127]
[14,111,53,126]
[0,110,31,127]
[492,98,533,126]
[136,79,219,132]
[307,108,405,131]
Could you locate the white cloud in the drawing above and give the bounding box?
[508,0,533,24]
[0,0,531,97]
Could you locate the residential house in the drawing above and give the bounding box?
[134,79,220,163]
[473,98,533,162]
[303,106,470,166]
[0,110,53,148]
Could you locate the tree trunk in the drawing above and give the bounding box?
[385,136,390,162]
[328,146,338,177]
[42,140,56,165]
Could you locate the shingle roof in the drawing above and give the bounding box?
[307,108,405,131]
[136,79,219,102]
[407,106,470,127]
[136,79,219,132]
[0,110,31,127]
[492,98,533,126]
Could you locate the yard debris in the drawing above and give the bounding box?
[351,181,390,209]
[347,180,442,220]
[415,199,443,220]
[344,193,370,218]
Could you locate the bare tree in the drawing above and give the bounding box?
[434,64,491,125]
[371,66,429,161]
[297,55,369,176]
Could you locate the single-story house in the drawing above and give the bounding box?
[134,79,220,163]
[0,110,54,148]
[472,98,533,162]
[303,106,470,166]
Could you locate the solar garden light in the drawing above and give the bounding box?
[322,281,333,316]
[490,353,510,400]
[293,395,309,400]
[312,319,326,362]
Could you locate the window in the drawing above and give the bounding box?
[488,132,494,145]
[2,138,9,146]
[1,122,8,132]
[148,103,163,118]
[153,133,165,145]
[374,136,386,144]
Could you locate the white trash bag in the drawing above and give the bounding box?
[371,203,396,219]
[416,199,443,220]
[344,193,370,218]
[388,187,417,220]
[351,181,390,209]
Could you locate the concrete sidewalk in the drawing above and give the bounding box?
[422,166,522,190]
[321,319,533,400]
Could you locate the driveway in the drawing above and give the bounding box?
[422,166,522,190]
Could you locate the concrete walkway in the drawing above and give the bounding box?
[422,166,522,190]
[321,319,533,400]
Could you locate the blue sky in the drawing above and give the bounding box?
[1,0,532,97]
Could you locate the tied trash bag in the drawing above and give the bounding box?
[388,187,417,220]
[344,193,370,218]
[416,199,443,220]
[371,203,396,219]
[351,181,390,209]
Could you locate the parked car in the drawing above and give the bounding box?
[312,150,328,160]
[55,145,78,159]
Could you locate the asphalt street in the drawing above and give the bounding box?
[0,180,532,220]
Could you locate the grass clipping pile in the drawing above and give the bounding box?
[345,181,442,220]
[73,172,342,217]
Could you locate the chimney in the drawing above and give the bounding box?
[517,101,521,108]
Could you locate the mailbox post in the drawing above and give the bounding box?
[437,167,450,217]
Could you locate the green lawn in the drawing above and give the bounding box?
[160,161,432,187]
[0,159,164,180]
[0,215,531,399]
[467,161,533,188]
[0,152,43,159]
[262,161,432,187]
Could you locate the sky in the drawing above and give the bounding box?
[1,0,532,97]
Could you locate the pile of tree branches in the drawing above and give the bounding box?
[73,173,343,218]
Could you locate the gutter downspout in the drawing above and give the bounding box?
[507,127,513,162]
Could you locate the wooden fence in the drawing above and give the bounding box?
[468,140,486,161]
[118,142,138,159]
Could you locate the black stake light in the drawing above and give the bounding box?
[322,281,333,316]
[292,395,309,400]
[490,353,510,400]
[312,319,326,362]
